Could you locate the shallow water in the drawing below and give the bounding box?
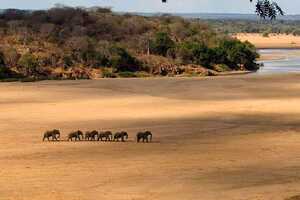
[257,49,300,74]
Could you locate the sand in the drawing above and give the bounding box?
[1,75,300,200]
[236,33,300,49]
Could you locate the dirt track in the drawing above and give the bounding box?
[1,75,300,200]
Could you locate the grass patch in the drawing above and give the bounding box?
[118,71,137,78]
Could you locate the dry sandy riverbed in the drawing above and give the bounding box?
[236,33,300,49]
[1,75,300,200]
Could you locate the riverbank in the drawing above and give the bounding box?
[2,74,300,200]
[235,33,300,49]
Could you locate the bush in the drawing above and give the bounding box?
[0,51,17,79]
[134,71,150,78]
[150,32,175,56]
[109,47,140,72]
[262,31,270,37]
[102,68,117,78]
[213,64,231,72]
[18,53,39,76]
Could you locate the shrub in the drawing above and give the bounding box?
[213,64,231,72]
[134,71,150,78]
[262,31,270,37]
[18,53,39,76]
[0,51,17,79]
[102,68,117,78]
[109,46,140,72]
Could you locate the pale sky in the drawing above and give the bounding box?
[0,0,296,14]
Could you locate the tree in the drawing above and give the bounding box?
[150,32,175,56]
[0,51,16,79]
[18,53,39,76]
[3,47,20,68]
[0,51,8,78]
[218,39,259,70]
[252,0,284,20]
[109,46,140,72]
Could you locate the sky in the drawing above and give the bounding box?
[0,0,297,14]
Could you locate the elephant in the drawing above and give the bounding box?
[98,131,113,141]
[85,130,99,141]
[43,129,60,141]
[68,130,84,141]
[113,131,128,142]
[136,131,152,143]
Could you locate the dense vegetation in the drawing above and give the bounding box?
[207,19,300,36]
[0,6,259,80]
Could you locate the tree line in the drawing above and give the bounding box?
[206,19,300,36]
[0,6,259,80]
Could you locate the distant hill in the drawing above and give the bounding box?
[2,9,300,21]
[130,12,300,21]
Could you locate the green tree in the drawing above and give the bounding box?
[150,32,175,56]
[0,51,19,79]
[0,51,9,78]
[218,39,259,70]
[109,47,140,72]
[18,53,39,76]
[190,43,215,68]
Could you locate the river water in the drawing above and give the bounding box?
[257,49,300,74]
